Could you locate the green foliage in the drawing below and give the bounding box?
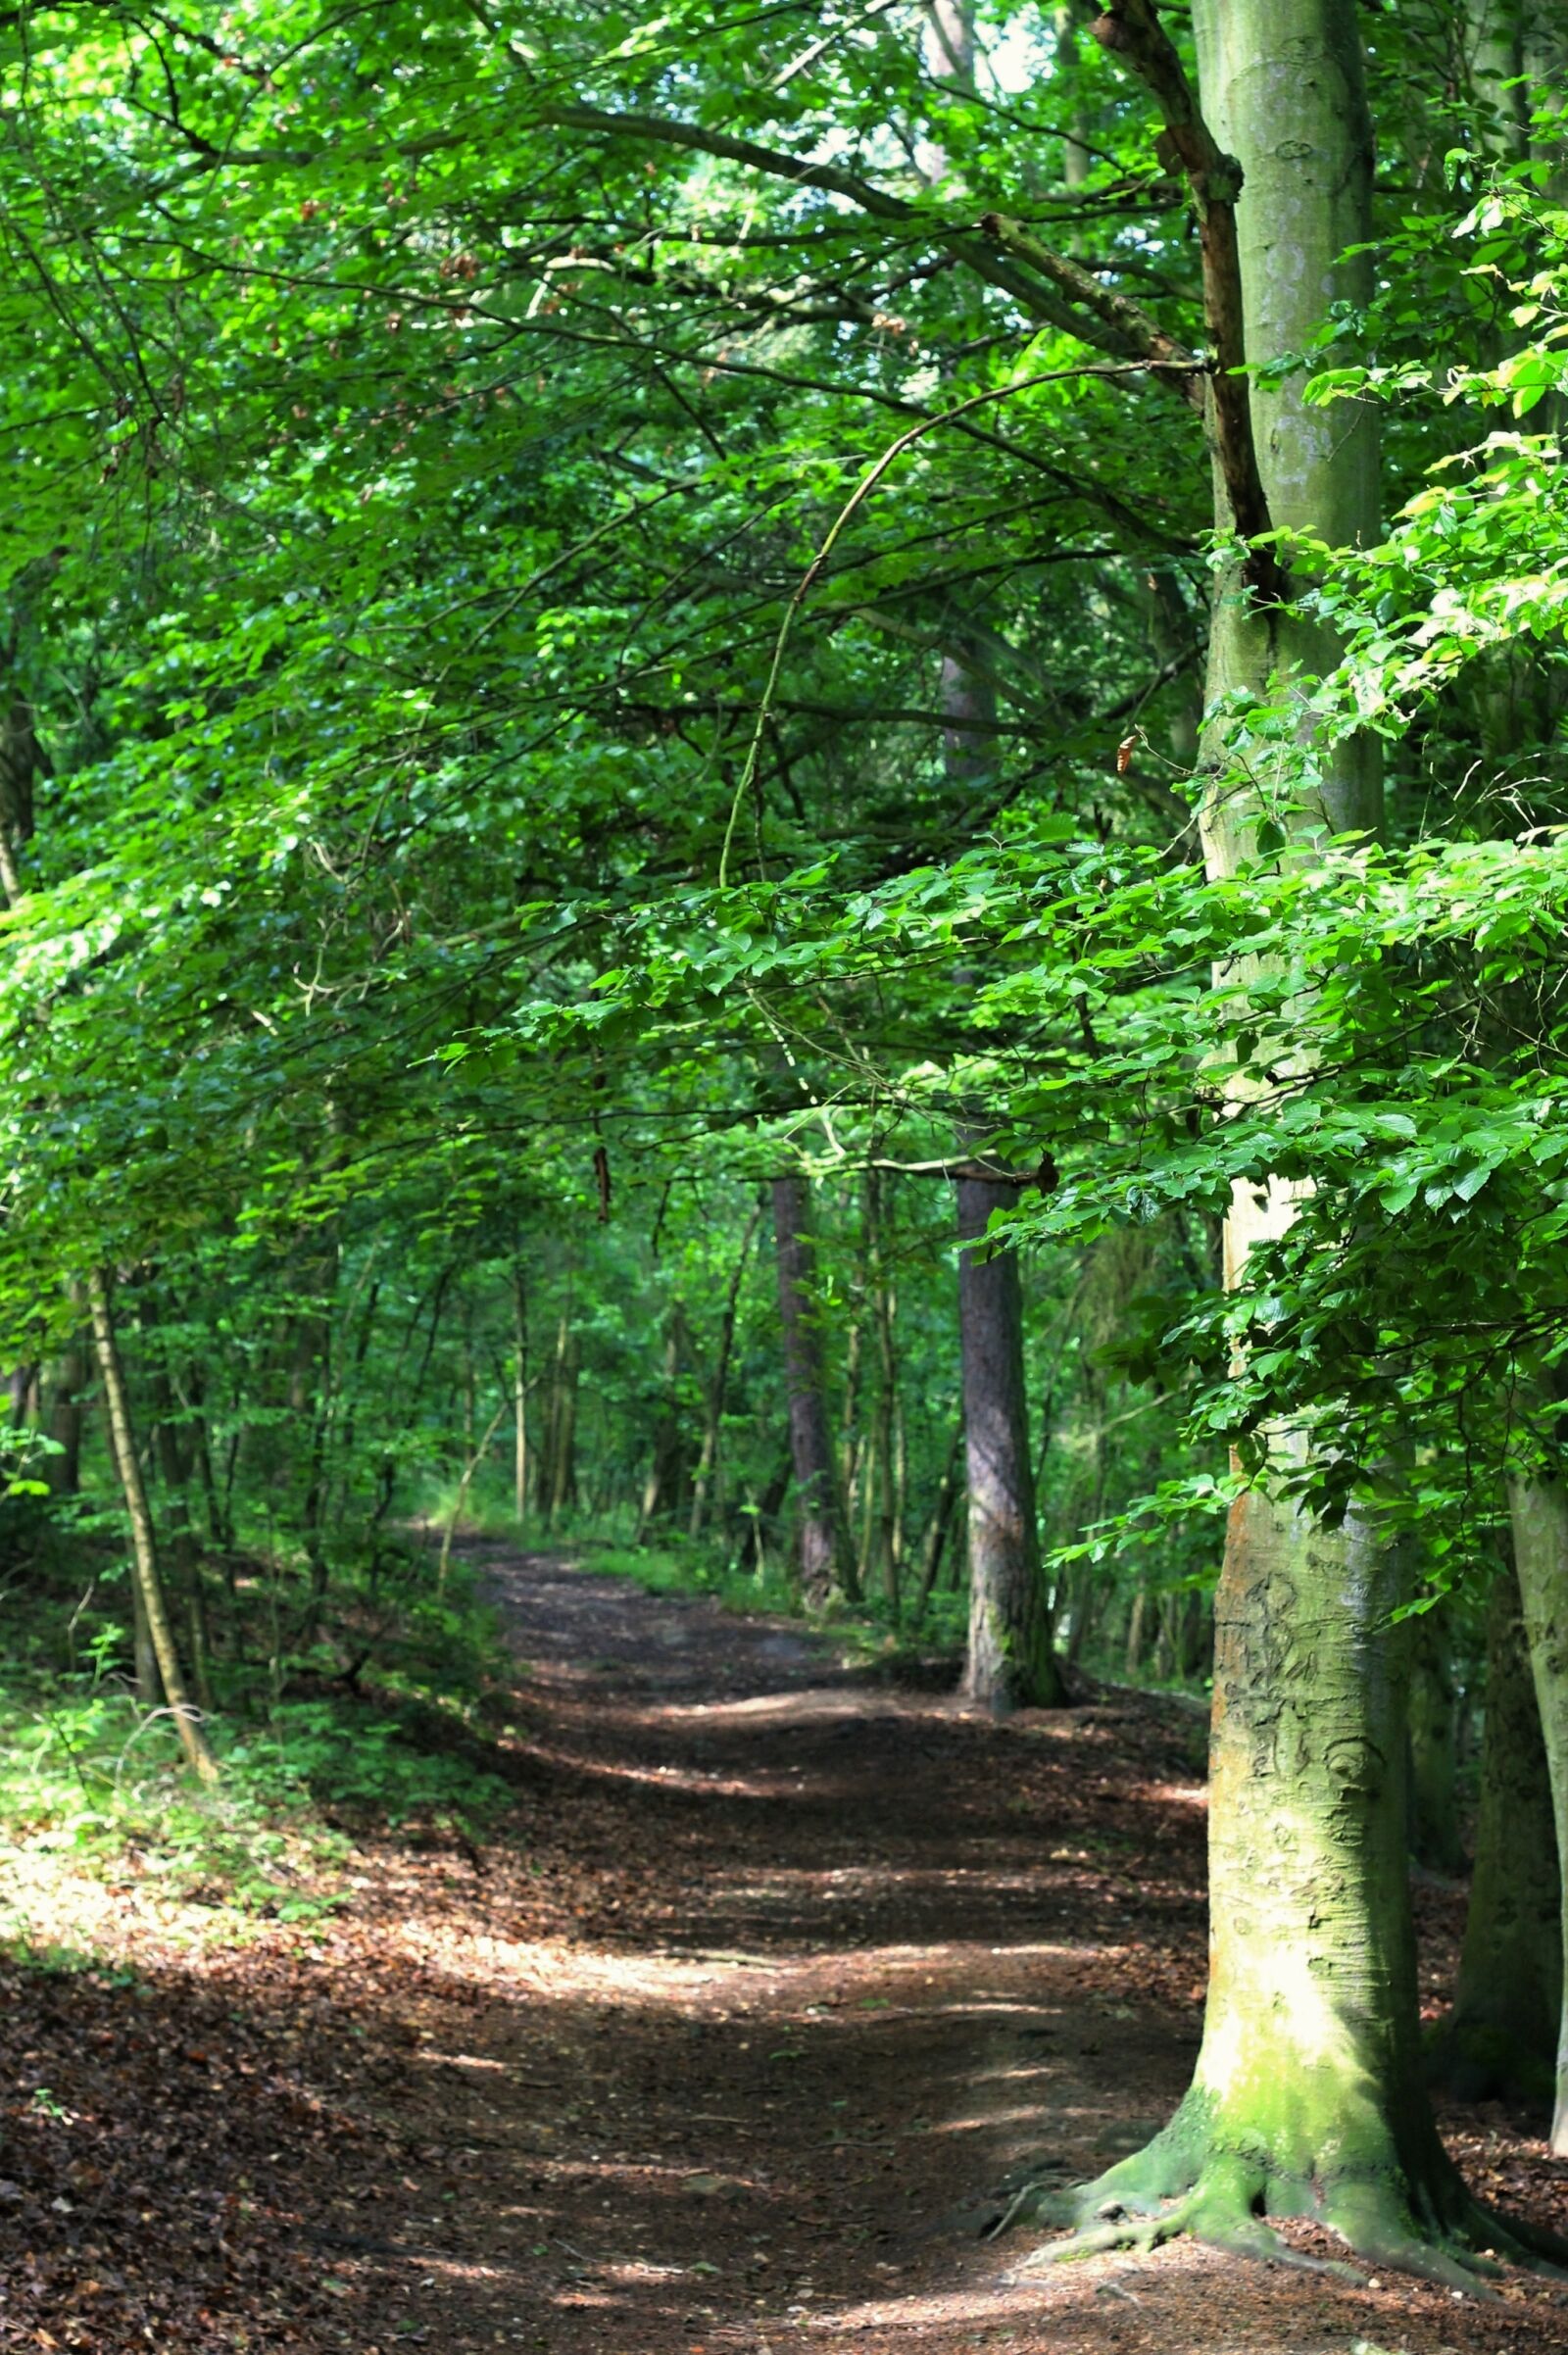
[0,0,1564,1768]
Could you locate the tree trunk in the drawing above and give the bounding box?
[771,1175,854,1603]
[513,1264,529,1527]
[868,1172,902,1614]
[151,1365,215,1716]
[1408,1603,1465,1875]
[1437,1549,1560,2104]
[956,1174,1062,1711]
[43,1322,86,1496]
[1027,0,1533,2278]
[86,1270,220,1784]
[548,1312,579,1525]
[1066,1562,1102,1669]
[1124,1584,1149,1680]
[912,1412,964,1615]
[691,1202,761,1539]
[1507,1472,1568,2149]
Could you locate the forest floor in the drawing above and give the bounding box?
[4,1546,1568,2355]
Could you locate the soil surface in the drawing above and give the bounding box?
[5,1544,1568,2355]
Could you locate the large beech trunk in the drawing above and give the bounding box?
[1018,0,1546,2281]
[956,1173,1061,1711]
[771,1176,854,1603]
[1507,1473,1568,2148]
[1440,1548,1560,2104]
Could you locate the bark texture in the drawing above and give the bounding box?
[1438,1551,1560,2104]
[956,1176,1062,1711]
[771,1176,854,1604]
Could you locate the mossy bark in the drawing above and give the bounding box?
[1008,1482,1557,2281]
[1437,1551,1560,2104]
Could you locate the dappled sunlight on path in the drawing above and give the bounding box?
[8,1545,1568,2355]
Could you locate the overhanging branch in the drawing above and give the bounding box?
[1086,0,1285,600]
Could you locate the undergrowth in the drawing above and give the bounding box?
[0,1513,519,1940]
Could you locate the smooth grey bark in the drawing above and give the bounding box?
[771,1175,854,1603]
[1439,1551,1560,2103]
[956,1175,1063,1710]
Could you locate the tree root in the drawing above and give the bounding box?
[988,2103,1568,2296]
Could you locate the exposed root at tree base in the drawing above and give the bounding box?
[988,2109,1568,2297]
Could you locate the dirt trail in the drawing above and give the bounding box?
[7,1546,1568,2355]
[339,1547,1568,2355]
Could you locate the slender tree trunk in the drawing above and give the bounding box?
[956,1174,1062,1710]
[1153,1594,1179,1683]
[151,1366,215,1716]
[44,1311,86,1496]
[1508,1471,1568,2149]
[912,1413,964,1615]
[548,1311,579,1525]
[1066,1563,1102,1668]
[513,1262,528,1526]
[868,1172,902,1614]
[1438,1549,1560,2103]
[1178,1588,1211,1683]
[1124,1584,1149,1680]
[1408,1603,1465,1874]
[129,1562,159,1705]
[86,1271,219,1784]
[690,1201,761,1540]
[921,0,1052,1689]
[839,1314,863,1514]
[771,1175,854,1603]
[936,626,1061,1695]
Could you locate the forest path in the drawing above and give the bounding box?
[8,1546,1566,2355]
[339,1545,1565,2355]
